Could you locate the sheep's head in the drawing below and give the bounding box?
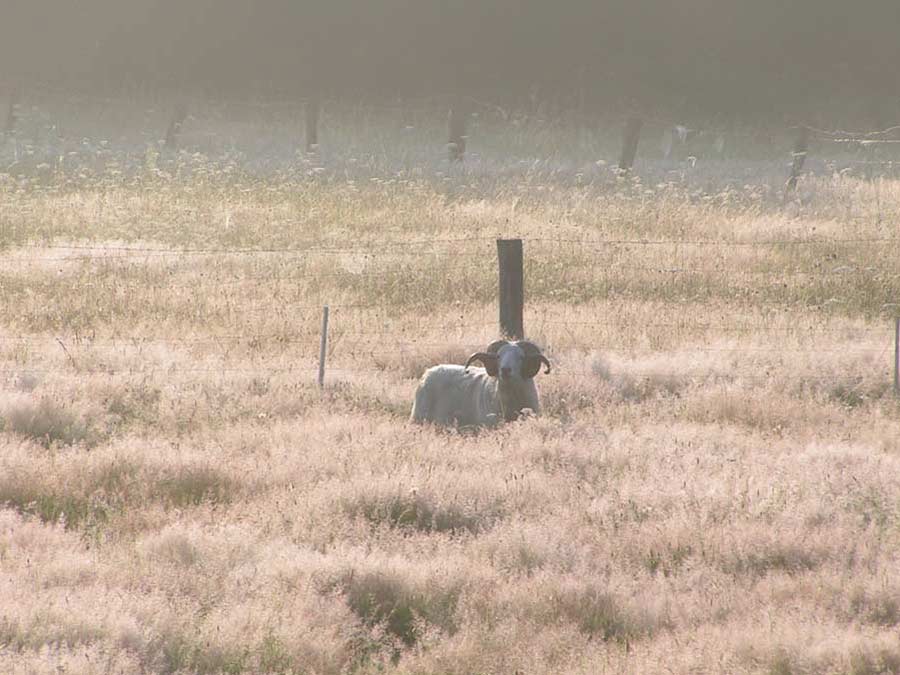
[464,340,551,421]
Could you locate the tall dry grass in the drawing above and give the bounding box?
[1,98,900,674]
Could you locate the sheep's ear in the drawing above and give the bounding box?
[517,342,551,378]
[522,355,551,378]
[482,358,500,378]
[522,357,542,379]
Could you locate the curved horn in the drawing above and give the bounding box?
[537,354,551,374]
[486,339,509,354]
[466,340,507,377]
[464,352,496,371]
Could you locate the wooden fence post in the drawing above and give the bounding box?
[318,305,330,388]
[164,103,188,150]
[305,96,320,153]
[497,239,524,340]
[863,140,877,182]
[448,101,469,161]
[4,87,19,138]
[786,125,809,192]
[618,117,643,174]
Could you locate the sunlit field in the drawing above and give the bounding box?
[2,95,900,674]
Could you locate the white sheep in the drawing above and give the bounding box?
[410,339,551,428]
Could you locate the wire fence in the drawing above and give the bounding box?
[3,236,899,279]
[4,236,900,262]
[4,247,899,287]
[1,235,898,394]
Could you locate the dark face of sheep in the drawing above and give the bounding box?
[465,340,551,421]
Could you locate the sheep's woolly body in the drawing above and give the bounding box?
[410,364,541,428]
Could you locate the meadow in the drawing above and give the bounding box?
[2,94,900,674]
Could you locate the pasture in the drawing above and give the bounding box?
[2,96,900,674]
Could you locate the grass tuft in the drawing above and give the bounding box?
[0,482,107,529]
[849,647,900,675]
[105,384,162,429]
[545,582,655,643]
[848,587,900,627]
[153,464,236,507]
[334,568,461,649]
[3,397,102,448]
[343,488,501,535]
[151,631,248,675]
[721,543,821,580]
[768,648,795,675]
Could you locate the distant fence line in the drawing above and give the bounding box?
[11,82,900,141]
[4,85,900,182]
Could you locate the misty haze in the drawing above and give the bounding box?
[2,3,900,674]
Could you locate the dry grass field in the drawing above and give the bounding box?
[2,97,900,674]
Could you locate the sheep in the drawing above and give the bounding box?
[410,339,551,428]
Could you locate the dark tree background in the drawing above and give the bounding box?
[3,1,899,118]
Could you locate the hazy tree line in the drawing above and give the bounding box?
[3,1,899,118]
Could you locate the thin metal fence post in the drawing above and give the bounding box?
[318,305,330,388]
[4,87,19,138]
[164,102,188,150]
[306,96,320,153]
[448,100,469,162]
[894,317,899,396]
[786,125,809,193]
